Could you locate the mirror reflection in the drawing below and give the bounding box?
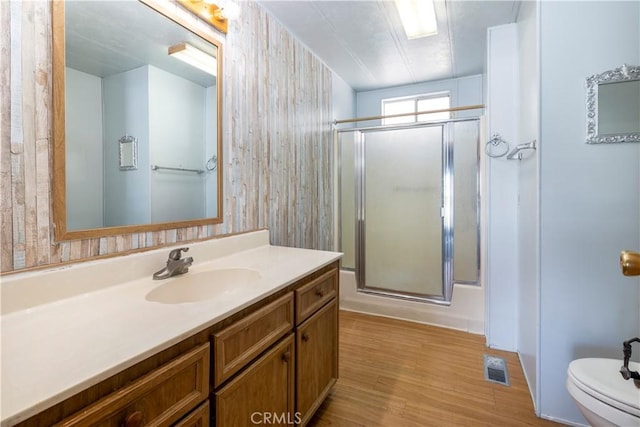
[598,80,640,135]
[62,0,221,233]
[118,136,138,170]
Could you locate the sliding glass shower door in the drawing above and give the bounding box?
[339,118,480,304]
[359,124,447,299]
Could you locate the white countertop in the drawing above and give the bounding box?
[1,231,341,426]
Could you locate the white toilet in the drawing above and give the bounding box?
[567,358,640,426]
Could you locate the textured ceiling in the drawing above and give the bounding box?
[257,0,521,91]
[66,1,218,88]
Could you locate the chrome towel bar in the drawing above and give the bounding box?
[151,164,204,174]
[506,140,536,160]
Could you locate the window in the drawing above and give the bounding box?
[382,93,450,125]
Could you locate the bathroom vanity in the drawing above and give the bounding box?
[1,231,341,427]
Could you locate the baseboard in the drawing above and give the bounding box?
[517,350,538,415]
[340,298,483,334]
[486,343,517,352]
[540,414,587,427]
[507,356,588,427]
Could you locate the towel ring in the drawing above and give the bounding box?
[485,134,509,158]
[206,155,217,172]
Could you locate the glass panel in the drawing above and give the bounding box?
[598,80,640,135]
[452,120,479,283]
[417,96,450,121]
[61,0,221,236]
[339,131,357,269]
[382,99,416,125]
[363,125,444,297]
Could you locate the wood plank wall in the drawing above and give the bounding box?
[0,0,334,273]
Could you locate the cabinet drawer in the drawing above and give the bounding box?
[174,401,209,427]
[55,343,209,427]
[213,293,294,387]
[295,268,337,324]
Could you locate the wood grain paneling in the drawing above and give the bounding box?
[1,0,333,273]
[0,0,13,271]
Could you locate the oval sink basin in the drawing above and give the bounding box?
[145,268,261,304]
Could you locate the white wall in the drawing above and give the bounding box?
[516,0,540,412]
[538,2,640,424]
[485,24,519,352]
[65,68,104,231]
[103,65,212,227]
[331,71,356,122]
[149,65,206,223]
[356,74,483,126]
[103,66,151,227]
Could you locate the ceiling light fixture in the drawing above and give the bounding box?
[168,42,217,76]
[394,0,438,40]
[176,0,239,34]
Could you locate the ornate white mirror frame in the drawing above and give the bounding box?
[586,64,640,144]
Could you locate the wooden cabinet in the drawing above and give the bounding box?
[295,268,337,324]
[212,293,293,387]
[174,402,209,427]
[214,335,295,427]
[296,298,338,426]
[54,343,210,427]
[211,262,339,427]
[15,262,339,427]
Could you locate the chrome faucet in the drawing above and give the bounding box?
[153,247,194,280]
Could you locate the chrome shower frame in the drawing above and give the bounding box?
[337,117,481,305]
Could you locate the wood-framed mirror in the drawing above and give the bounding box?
[52,0,223,241]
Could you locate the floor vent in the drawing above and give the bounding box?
[483,354,510,386]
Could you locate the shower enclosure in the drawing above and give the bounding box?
[338,118,481,304]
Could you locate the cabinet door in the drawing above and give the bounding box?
[174,401,209,427]
[296,299,338,426]
[215,335,295,427]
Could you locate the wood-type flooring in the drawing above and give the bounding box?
[308,310,561,427]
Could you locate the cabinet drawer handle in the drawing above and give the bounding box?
[123,411,144,427]
[282,351,291,363]
[302,332,310,342]
[315,288,324,297]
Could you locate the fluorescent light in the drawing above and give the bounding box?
[394,0,438,40]
[168,42,217,76]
